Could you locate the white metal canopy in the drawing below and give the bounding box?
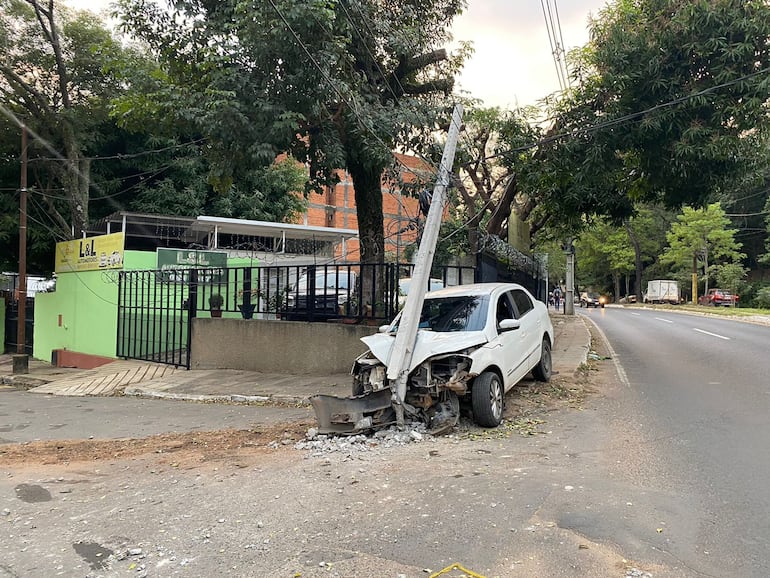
[188,216,358,248]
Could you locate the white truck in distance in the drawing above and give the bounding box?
[643,279,680,304]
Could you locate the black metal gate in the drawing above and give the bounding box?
[3,295,33,354]
[117,270,192,368]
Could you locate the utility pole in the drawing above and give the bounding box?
[14,124,29,374]
[387,103,463,428]
[564,239,575,315]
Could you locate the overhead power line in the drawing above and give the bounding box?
[541,0,570,92]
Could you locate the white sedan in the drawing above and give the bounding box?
[352,283,554,430]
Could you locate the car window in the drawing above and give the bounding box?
[496,294,516,325]
[412,295,488,332]
[511,289,534,317]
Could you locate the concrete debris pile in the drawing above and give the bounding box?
[293,423,434,455]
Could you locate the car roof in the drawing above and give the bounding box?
[425,282,526,298]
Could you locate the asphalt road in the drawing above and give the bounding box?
[581,306,770,577]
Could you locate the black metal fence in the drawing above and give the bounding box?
[194,262,477,322]
[116,262,477,367]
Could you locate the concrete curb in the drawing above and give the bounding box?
[122,387,311,406]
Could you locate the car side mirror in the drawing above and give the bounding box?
[498,318,520,332]
[378,324,391,333]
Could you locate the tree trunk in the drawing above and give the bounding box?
[625,220,643,300]
[62,122,89,237]
[347,159,385,264]
[347,157,386,311]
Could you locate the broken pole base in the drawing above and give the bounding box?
[394,403,405,430]
[12,354,29,375]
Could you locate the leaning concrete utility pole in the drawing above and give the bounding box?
[387,104,463,428]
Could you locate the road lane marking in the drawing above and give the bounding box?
[631,313,641,316]
[655,317,673,323]
[693,328,730,340]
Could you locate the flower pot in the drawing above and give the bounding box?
[238,304,256,319]
[211,309,223,318]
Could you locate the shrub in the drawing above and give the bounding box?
[754,286,770,309]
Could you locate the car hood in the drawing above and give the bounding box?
[361,330,488,373]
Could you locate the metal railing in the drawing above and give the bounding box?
[192,262,477,323]
[116,262,477,366]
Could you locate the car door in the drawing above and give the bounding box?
[510,288,542,374]
[493,290,531,389]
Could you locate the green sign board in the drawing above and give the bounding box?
[157,248,228,283]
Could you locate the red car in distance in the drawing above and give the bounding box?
[698,288,739,307]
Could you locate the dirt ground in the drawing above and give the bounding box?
[0,327,605,471]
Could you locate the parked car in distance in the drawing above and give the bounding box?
[352,283,554,430]
[397,277,445,308]
[698,288,739,307]
[580,291,606,308]
[284,270,357,321]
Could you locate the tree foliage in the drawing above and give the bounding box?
[660,203,744,295]
[0,0,130,238]
[576,219,634,298]
[533,0,770,234]
[116,0,467,264]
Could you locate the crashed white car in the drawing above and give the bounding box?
[351,282,554,431]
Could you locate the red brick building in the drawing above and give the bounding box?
[294,154,435,262]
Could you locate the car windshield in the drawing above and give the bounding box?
[392,295,488,332]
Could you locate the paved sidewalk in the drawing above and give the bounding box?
[0,312,590,405]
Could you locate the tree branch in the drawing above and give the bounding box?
[400,78,453,96]
[0,63,54,116]
[486,175,517,236]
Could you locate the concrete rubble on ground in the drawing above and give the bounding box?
[292,422,435,456]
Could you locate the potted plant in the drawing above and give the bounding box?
[237,287,260,319]
[209,293,224,318]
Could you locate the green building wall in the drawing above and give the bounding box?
[32,251,258,362]
[33,251,156,362]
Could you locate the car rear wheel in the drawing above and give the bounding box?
[532,338,552,382]
[472,371,504,427]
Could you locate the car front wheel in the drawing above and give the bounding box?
[532,338,552,382]
[472,371,504,427]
